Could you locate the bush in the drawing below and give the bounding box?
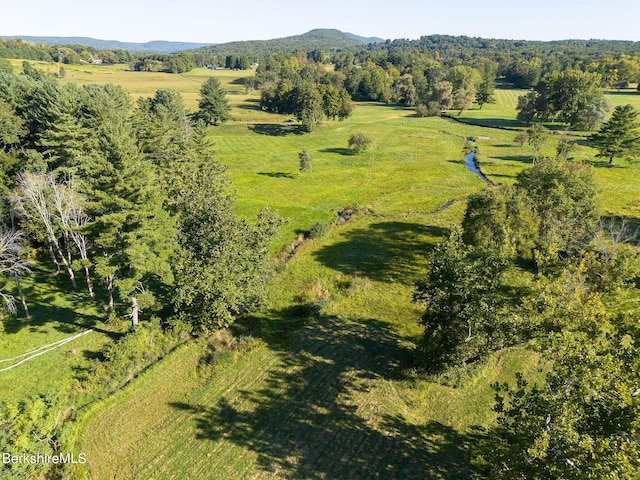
[348,132,372,154]
[81,318,191,397]
[308,221,327,239]
[415,104,429,117]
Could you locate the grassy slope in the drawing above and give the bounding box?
[69,67,543,478]
[77,210,541,480]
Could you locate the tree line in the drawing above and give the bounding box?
[0,62,277,331]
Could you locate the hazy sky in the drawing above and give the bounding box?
[2,0,639,44]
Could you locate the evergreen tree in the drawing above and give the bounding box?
[298,150,313,178]
[590,104,640,165]
[196,77,231,125]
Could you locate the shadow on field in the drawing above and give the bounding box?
[248,124,304,136]
[171,313,480,478]
[492,155,533,165]
[1,264,113,337]
[312,221,448,285]
[583,159,626,168]
[319,147,354,156]
[449,117,525,129]
[257,171,297,179]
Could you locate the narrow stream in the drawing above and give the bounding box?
[463,148,488,182]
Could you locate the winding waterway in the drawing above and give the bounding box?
[463,148,489,182]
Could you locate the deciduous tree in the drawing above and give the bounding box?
[348,132,371,154]
[413,226,509,374]
[172,159,282,332]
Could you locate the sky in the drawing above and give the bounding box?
[2,0,639,44]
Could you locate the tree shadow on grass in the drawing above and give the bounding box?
[171,313,482,478]
[451,117,525,129]
[319,147,354,156]
[492,155,533,165]
[582,159,626,168]
[248,123,304,136]
[312,221,449,285]
[257,171,297,179]
[236,100,262,111]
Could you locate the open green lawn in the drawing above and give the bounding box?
[212,103,497,239]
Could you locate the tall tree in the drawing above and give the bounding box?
[413,226,509,373]
[515,157,599,265]
[196,77,231,125]
[293,83,324,132]
[475,74,496,109]
[517,70,607,128]
[590,104,640,165]
[527,123,551,163]
[14,172,78,289]
[172,159,282,332]
[134,89,189,168]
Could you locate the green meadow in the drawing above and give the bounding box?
[2,61,639,478]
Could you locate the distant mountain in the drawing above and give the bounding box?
[344,32,385,44]
[4,36,214,53]
[194,29,373,56]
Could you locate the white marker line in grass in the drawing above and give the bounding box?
[0,329,93,372]
[0,333,91,364]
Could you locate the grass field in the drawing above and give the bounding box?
[2,61,639,479]
[0,264,116,403]
[76,211,541,479]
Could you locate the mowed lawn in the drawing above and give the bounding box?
[75,210,541,480]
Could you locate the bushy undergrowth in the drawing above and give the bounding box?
[79,318,192,399]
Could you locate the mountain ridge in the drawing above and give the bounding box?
[2,36,214,53]
[4,29,384,54]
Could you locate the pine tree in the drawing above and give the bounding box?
[196,77,230,125]
[590,104,640,164]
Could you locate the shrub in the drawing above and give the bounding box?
[348,132,372,154]
[308,222,327,239]
[415,104,429,117]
